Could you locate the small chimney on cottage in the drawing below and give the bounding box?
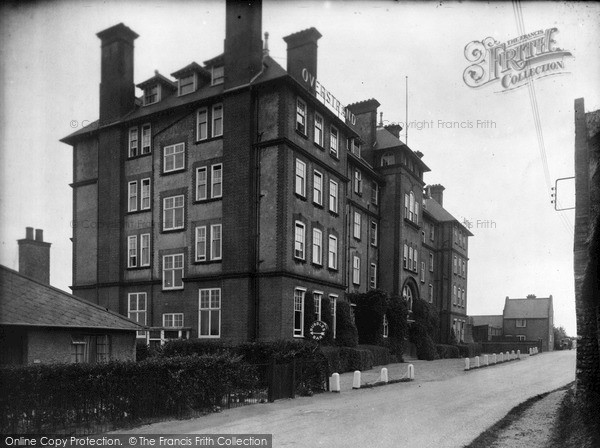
[384,124,403,139]
[429,184,445,206]
[224,0,263,89]
[283,27,322,91]
[97,23,138,125]
[18,227,51,284]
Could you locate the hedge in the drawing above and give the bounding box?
[456,343,483,358]
[350,290,387,345]
[320,346,374,373]
[335,300,359,347]
[359,344,391,366]
[0,353,258,434]
[436,344,460,359]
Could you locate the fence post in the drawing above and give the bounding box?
[483,355,489,366]
[381,368,389,383]
[408,364,414,380]
[517,349,521,359]
[352,371,361,389]
[330,373,340,393]
[465,358,470,370]
[506,351,510,360]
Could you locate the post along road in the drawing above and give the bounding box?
[117,351,576,448]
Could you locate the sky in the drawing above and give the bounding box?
[1,0,599,337]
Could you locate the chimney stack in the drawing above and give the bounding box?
[97,23,138,125]
[283,27,322,91]
[18,227,51,284]
[224,0,263,89]
[429,184,445,206]
[384,124,403,139]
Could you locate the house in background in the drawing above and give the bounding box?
[503,295,554,352]
[470,315,503,342]
[0,228,141,365]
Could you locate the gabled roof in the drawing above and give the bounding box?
[203,53,224,67]
[423,197,474,236]
[170,62,211,80]
[375,127,430,172]
[136,72,177,90]
[504,297,553,319]
[0,265,142,331]
[471,315,503,328]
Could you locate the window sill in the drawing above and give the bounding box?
[294,193,307,201]
[295,129,308,140]
[162,168,186,176]
[328,210,340,218]
[193,259,223,265]
[162,227,186,234]
[127,152,152,161]
[162,287,185,292]
[194,135,223,145]
[329,151,339,160]
[327,267,339,273]
[313,202,324,209]
[313,142,325,151]
[293,257,307,264]
[194,197,222,205]
[126,209,152,215]
[403,218,421,230]
[126,266,151,271]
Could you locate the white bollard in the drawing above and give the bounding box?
[484,355,489,366]
[330,373,340,392]
[381,367,389,383]
[474,356,480,368]
[517,349,521,359]
[511,350,515,360]
[465,358,470,370]
[506,351,510,360]
[352,371,361,389]
[492,353,497,364]
[408,364,415,380]
[499,353,503,362]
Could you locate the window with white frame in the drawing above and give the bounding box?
[296,98,306,134]
[141,124,151,154]
[429,284,433,303]
[354,170,362,194]
[382,314,389,338]
[329,295,337,338]
[314,113,323,146]
[420,262,425,282]
[141,178,151,210]
[330,126,338,157]
[453,284,457,304]
[128,128,139,157]
[429,253,434,272]
[163,313,184,328]
[312,228,322,265]
[179,74,195,96]
[211,66,224,85]
[294,221,305,260]
[199,288,221,337]
[211,164,223,198]
[197,108,208,141]
[128,292,147,337]
[403,244,408,269]
[328,235,338,269]
[140,233,151,267]
[196,167,207,200]
[370,263,377,289]
[313,292,322,321]
[163,195,184,231]
[144,84,159,105]
[430,224,435,241]
[295,159,306,196]
[353,211,361,239]
[293,288,305,337]
[163,254,184,290]
[516,319,527,328]
[329,180,338,213]
[127,235,138,268]
[128,181,138,212]
[408,246,413,271]
[370,221,378,246]
[371,182,379,205]
[462,260,466,277]
[413,250,418,272]
[164,143,185,172]
[352,255,361,285]
[404,191,419,224]
[212,104,223,137]
[210,224,222,260]
[313,170,323,205]
[352,140,361,157]
[195,226,207,262]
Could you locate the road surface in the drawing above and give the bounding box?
[116,350,576,448]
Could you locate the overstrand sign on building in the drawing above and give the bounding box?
[301,68,357,125]
[463,28,572,92]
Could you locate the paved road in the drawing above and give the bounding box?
[117,351,576,448]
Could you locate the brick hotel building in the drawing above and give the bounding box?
[61,0,472,346]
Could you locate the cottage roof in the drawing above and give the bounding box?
[0,265,142,331]
[471,315,503,328]
[423,197,474,236]
[503,297,552,319]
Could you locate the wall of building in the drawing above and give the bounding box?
[503,318,552,351]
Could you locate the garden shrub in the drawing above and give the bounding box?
[359,344,391,366]
[456,343,482,358]
[303,290,316,339]
[159,339,228,358]
[386,294,409,359]
[436,344,460,359]
[409,298,440,360]
[350,289,388,345]
[319,346,374,373]
[235,339,321,364]
[319,295,335,345]
[335,300,358,347]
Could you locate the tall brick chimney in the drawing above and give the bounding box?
[18,227,51,284]
[283,27,322,91]
[97,23,138,125]
[429,184,445,206]
[224,0,263,89]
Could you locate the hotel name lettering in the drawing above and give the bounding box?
[301,68,357,125]
[463,28,572,92]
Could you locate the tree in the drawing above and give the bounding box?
[553,326,568,350]
[335,300,358,347]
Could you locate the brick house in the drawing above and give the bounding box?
[503,295,554,351]
[0,228,141,365]
[60,0,472,346]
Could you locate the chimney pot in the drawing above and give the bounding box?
[18,227,51,284]
[26,227,34,240]
[35,229,44,242]
[429,184,445,206]
[283,27,322,90]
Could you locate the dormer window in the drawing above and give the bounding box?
[144,84,160,105]
[381,153,394,166]
[179,74,196,96]
[212,66,224,86]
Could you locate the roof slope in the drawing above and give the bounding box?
[503,298,552,319]
[471,315,504,327]
[423,197,474,236]
[0,265,141,331]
